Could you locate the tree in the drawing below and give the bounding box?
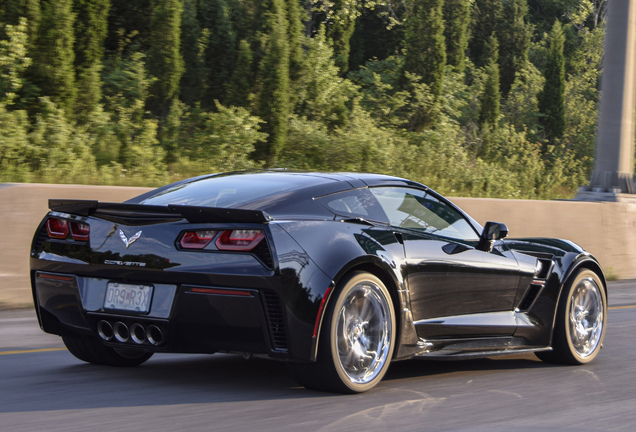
[403,0,446,129]
[254,0,290,167]
[443,0,471,72]
[327,0,357,73]
[0,18,31,105]
[146,0,184,118]
[469,0,503,68]
[225,39,253,108]
[478,34,501,159]
[200,0,236,107]
[179,0,204,106]
[498,0,532,97]
[31,0,76,118]
[73,0,109,122]
[286,0,304,81]
[538,20,566,144]
[479,35,501,128]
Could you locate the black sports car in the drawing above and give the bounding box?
[30,171,607,393]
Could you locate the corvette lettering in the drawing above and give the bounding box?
[104,260,146,267]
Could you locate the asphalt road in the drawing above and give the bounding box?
[1,281,635,432]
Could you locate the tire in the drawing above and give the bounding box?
[62,335,153,367]
[291,272,395,393]
[536,269,606,365]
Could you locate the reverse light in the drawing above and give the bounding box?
[215,229,264,251]
[180,230,218,249]
[46,218,69,239]
[70,222,90,242]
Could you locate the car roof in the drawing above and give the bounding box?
[128,170,428,219]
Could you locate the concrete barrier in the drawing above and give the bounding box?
[1,183,634,308]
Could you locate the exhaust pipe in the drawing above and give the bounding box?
[146,325,163,346]
[113,322,130,342]
[97,320,113,341]
[130,323,146,345]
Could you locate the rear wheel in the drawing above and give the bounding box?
[291,272,395,393]
[537,269,606,364]
[62,335,153,367]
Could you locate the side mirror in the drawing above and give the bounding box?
[477,221,509,252]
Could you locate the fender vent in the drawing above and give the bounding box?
[519,283,543,311]
[261,290,288,352]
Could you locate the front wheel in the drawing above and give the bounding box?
[537,269,606,364]
[62,335,153,367]
[291,272,395,393]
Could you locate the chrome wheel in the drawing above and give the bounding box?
[568,276,604,359]
[335,280,393,385]
[536,269,606,365]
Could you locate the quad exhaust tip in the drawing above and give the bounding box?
[113,321,130,342]
[97,320,113,341]
[97,320,164,346]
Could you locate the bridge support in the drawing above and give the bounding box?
[576,0,636,202]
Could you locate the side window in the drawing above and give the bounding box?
[316,189,388,222]
[369,187,479,241]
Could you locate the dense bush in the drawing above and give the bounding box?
[0,0,607,199]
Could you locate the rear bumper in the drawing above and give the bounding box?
[32,270,288,358]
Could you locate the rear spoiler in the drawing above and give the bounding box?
[48,199,272,224]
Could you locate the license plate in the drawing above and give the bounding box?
[104,283,153,313]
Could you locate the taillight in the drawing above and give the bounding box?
[215,230,264,251]
[70,222,90,241]
[46,217,90,241]
[46,218,69,239]
[180,230,218,249]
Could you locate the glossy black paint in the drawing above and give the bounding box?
[30,171,606,365]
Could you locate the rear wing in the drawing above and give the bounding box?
[48,199,272,224]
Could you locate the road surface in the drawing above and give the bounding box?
[1,280,635,431]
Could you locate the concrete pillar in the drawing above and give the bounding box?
[577,0,636,201]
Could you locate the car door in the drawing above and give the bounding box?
[369,187,522,339]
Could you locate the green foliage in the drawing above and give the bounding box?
[146,0,184,117]
[402,0,446,130]
[498,0,533,97]
[326,0,357,73]
[29,97,97,183]
[562,24,604,175]
[403,0,445,98]
[538,20,566,144]
[178,0,204,106]
[0,18,31,105]
[254,0,290,167]
[200,0,236,107]
[73,0,109,122]
[175,102,264,175]
[0,0,606,200]
[443,0,471,72]
[31,0,77,118]
[478,35,501,136]
[225,39,253,108]
[294,28,357,128]
[469,0,503,68]
[0,103,34,182]
[503,61,544,136]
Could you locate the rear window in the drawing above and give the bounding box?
[139,173,324,208]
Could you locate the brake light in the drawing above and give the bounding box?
[70,222,90,241]
[215,230,264,251]
[180,230,218,249]
[46,218,69,239]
